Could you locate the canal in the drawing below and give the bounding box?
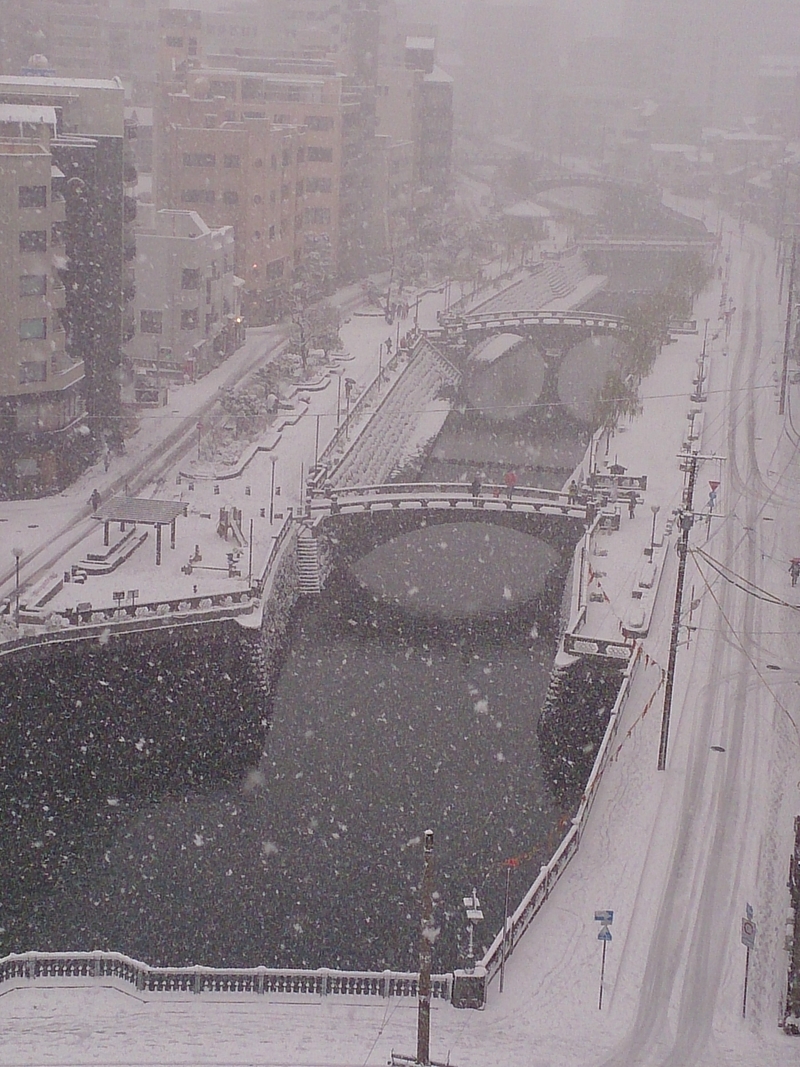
[2,341,595,975]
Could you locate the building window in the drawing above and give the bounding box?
[19,230,47,253]
[181,268,201,290]
[296,181,304,197]
[306,207,331,226]
[307,146,333,163]
[223,190,239,204]
[269,224,275,240]
[270,190,276,205]
[270,154,277,169]
[19,317,47,340]
[241,81,265,103]
[19,185,47,208]
[297,147,305,163]
[187,36,197,55]
[253,194,262,204]
[181,308,199,330]
[305,115,334,131]
[140,310,163,334]
[253,230,261,241]
[282,149,291,167]
[223,154,241,168]
[20,361,47,384]
[307,176,332,194]
[182,152,216,167]
[266,259,284,281]
[19,275,47,297]
[181,189,215,203]
[165,35,183,47]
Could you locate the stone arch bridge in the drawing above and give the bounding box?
[427,309,632,352]
[299,481,589,591]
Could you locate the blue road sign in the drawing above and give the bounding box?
[594,910,614,924]
[598,927,613,942]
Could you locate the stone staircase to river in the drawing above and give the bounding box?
[296,528,322,594]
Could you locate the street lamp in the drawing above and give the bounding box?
[334,368,344,426]
[463,887,483,973]
[11,547,22,628]
[344,377,355,439]
[649,505,661,558]
[269,454,278,524]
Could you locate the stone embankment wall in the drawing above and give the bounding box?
[329,339,461,487]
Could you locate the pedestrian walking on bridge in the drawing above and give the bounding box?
[504,469,517,501]
[471,475,482,506]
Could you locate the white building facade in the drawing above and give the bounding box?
[130,205,241,395]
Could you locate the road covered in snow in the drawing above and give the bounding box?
[2,213,800,1067]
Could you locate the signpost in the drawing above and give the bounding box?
[741,904,756,1017]
[594,910,613,1010]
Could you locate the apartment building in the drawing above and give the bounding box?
[130,204,240,392]
[0,75,129,493]
[156,77,309,324]
[374,36,453,217]
[0,104,80,495]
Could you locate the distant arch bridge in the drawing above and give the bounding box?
[428,309,632,346]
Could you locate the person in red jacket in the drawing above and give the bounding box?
[504,469,517,500]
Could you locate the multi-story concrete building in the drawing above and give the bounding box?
[374,35,453,225]
[0,104,79,495]
[0,74,129,492]
[130,204,240,392]
[155,75,309,324]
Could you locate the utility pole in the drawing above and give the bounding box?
[416,829,435,1066]
[657,450,701,771]
[780,233,797,416]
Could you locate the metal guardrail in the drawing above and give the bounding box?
[477,646,642,994]
[0,951,453,1002]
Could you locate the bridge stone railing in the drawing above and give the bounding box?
[431,310,631,341]
[0,951,453,1003]
[308,482,588,521]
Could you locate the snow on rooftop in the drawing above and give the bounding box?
[424,65,454,84]
[406,36,435,51]
[0,102,57,126]
[0,75,123,92]
[503,200,551,219]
